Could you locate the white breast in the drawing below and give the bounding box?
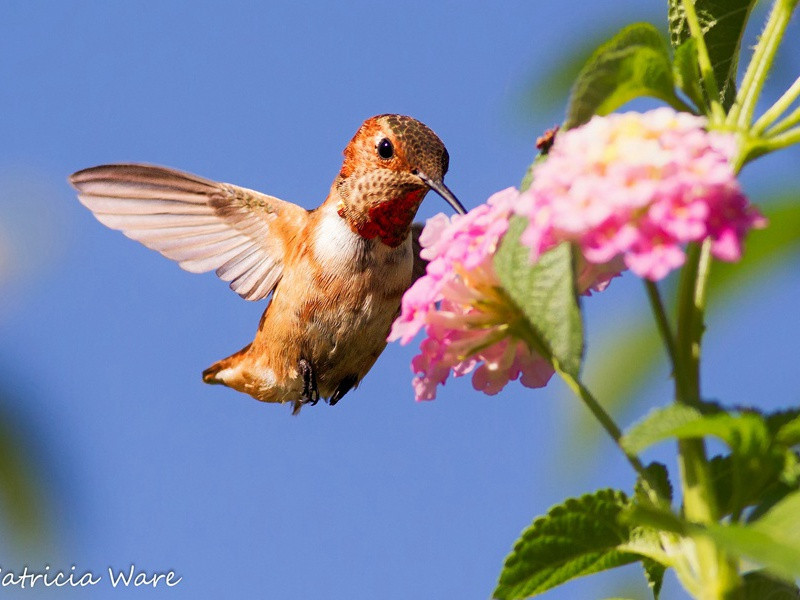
[312,204,413,291]
[313,204,365,268]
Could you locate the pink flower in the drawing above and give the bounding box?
[389,189,555,400]
[516,108,765,281]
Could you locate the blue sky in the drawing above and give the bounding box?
[1,2,798,599]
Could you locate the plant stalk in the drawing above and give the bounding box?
[680,0,726,124]
[757,126,800,154]
[644,280,687,391]
[752,75,800,135]
[768,103,800,135]
[673,241,742,599]
[728,0,799,130]
[556,367,649,481]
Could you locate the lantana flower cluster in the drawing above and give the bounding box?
[392,108,765,400]
[389,189,555,400]
[516,108,765,280]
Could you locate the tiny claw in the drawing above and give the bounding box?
[298,358,319,405]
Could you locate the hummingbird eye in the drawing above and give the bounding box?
[377,138,394,160]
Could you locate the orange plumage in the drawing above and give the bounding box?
[70,115,464,413]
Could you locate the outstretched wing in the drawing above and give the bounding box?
[70,164,308,301]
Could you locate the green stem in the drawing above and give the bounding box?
[681,0,726,124]
[555,366,648,480]
[767,103,800,135]
[689,243,712,391]
[673,241,742,599]
[728,0,799,130]
[675,244,701,402]
[752,75,800,135]
[757,125,800,153]
[644,280,687,391]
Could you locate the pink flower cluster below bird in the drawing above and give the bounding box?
[389,189,555,400]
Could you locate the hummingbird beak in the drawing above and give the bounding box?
[415,169,467,215]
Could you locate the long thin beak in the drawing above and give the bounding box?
[416,170,467,215]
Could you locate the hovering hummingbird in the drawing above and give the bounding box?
[70,114,465,413]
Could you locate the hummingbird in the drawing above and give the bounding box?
[70,114,466,413]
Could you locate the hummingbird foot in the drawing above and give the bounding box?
[298,358,319,406]
[329,374,358,406]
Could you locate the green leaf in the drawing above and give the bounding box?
[709,452,798,520]
[672,39,706,111]
[494,218,584,377]
[621,404,703,455]
[519,22,639,117]
[703,492,800,579]
[624,503,688,537]
[667,0,757,109]
[625,405,800,513]
[642,558,666,599]
[622,403,775,457]
[519,153,548,193]
[748,475,800,524]
[742,570,800,600]
[635,462,673,510]
[631,494,800,582]
[566,23,687,129]
[776,414,800,447]
[494,490,646,599]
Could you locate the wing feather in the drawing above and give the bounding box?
[70,163,308,300]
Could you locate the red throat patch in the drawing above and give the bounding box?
[339,188,425,247]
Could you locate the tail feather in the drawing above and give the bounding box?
[202,344,251,384]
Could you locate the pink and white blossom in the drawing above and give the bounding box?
[389,189,555,400]
[516,108,765,281]
[391,108,765,401]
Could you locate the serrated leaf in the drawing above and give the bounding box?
[519,163,535,193]
[635,462,673,509]
[494,218,584,377]
[624,503,688,536]
[566,23,687,129]
[776,415,800,447]
[672,39,706,111]
[622,405,772,457]
[621,404,703,455]
[747,481,800,524]
[710,452,798,520]
[742,570,800,600]
[519,153,548,193]
[702,492,800,579]
[667,0,757,109]
[494,490,646,599]
[642,558,666,599]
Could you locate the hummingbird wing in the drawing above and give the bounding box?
[70,164,308,301]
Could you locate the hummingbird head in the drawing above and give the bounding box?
[334,114,465,247]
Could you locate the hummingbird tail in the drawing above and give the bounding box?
[202,363,225,385]
[202,344,251,385]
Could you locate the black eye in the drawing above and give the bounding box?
[377,138,394,159]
